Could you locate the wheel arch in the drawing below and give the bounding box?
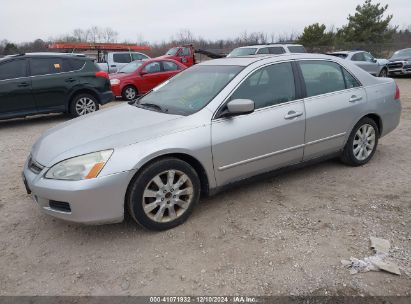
[67,88,100,112]
[363,113,383,136]
[122,84,139,97]
[124,152,210,214]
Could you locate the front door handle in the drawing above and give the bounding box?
[284,111,303,120]
[65,78,76,83]
[17,82,29,87]
[349,95,362,103]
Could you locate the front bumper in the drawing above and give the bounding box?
[23,159,134,224]
[110,84,122,98]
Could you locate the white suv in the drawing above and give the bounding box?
[227,44,306,57]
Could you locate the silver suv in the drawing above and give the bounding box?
[227,44,306,57]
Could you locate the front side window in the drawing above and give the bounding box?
[230,62,296,109]
[142,62,161,74]
[363,52,375,62]
[180,47,190,56]
[162,61,179,71]
[299,60,346,97]
[351,52,365,61]
[131,53,148,61]
[30,58,65,76]
[269,47,285,54]
[0,59,27,80]
[256,48,269,54]
[136,65,243,115]
[113,53,131,63]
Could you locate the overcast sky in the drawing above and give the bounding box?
[1,0,409,43]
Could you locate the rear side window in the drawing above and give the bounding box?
[30,58,65,76]
[0,59,27,80]
[113,53,131,63]
[299,61,346,97]
[287,46,306,53]
[162,61,179,71]
[66,58,85,71]
[268,47,285,54]
[230,62,296,109]
[342,68,361,88]
[256,48,269,54]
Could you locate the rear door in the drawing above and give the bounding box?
[0,58,36,117]
[29,57,77,112]
[298,60,366,160]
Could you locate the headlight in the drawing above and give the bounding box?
[45,150,113,181]
[110,79,120,85]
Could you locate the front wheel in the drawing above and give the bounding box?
[127,158,200,230]
[341,117,379,166]
[122,85,138,101]
[70,94,99,117]
[379,68,388,77]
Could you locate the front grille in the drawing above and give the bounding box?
[388,62,403,69]
[404,65,411,70]
[49,201,71,213]
[28,157,45,174]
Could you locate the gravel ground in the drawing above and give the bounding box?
[0,79,410,296]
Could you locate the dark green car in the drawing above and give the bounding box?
[0,53,113,120]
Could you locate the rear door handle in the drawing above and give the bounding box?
[349,95,362,103]
[65,78,76,83]
[111,64,117,67]
[284,111,303,120]
[17,82,29,87]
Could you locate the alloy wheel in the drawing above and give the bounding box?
[142,170,194,223]
[125,87,136,100]
[75,97,96,116]
[352,124,376,161]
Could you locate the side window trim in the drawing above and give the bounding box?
[213,60,299,119]
[296,59,363,99]
[28,57,85,77]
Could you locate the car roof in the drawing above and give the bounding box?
[199,53,338,66]
[0,52,89,60]
[236,44,303,49]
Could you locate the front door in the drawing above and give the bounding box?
[139,61,163,93]
[212,62,306,186]
[298,60,366,160]
[0,58,36,118]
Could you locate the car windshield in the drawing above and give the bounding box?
[227,48,257,57]
[391,49,411,59]
[118,61,143,73]
[166,48,179,56]
[135,65,244,115]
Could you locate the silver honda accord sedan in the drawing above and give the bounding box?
[23,54,401,230]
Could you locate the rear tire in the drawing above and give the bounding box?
[70,93,99,117]
[341,117,379,166]
[122,85,138,101]
[127,158,200,231]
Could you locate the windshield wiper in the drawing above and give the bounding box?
[138,102,167,113]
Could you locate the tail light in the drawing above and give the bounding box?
[394,83,400,100]
[95,71,109,79]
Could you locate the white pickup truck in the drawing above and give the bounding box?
[97,51,150,73]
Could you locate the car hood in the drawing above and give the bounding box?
[109,72,133,80]
[31,104,186,167]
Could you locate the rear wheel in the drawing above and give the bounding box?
[127,158,200,231]
[122,85,138,101]
[70,93,99,117]
[341,117,379,166]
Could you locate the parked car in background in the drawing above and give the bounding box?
[327,51,388,77]
[109,58,186,100]
[227,44,306,57]
[0,53,113,119]
[97,51,150,73]
[158,45,196,67]
[24,54,401,230]
[387,48,411,76]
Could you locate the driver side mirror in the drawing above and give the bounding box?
[221,99,255,117]
[372,58,377,63]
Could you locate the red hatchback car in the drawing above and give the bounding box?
[109,59,186,101]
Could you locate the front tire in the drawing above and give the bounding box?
[70,93,99,117]
[341,117,379,166]
[122,85,138,101]
[127,158,200,231]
